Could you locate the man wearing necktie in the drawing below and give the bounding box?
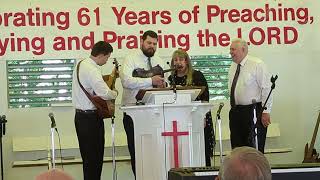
[228,38,273,153]
[120,30,169,176]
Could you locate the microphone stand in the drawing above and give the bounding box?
[216,111,223,164]
[253,75,278,151]
[171,69,178,102]
[50,120,56,169]
[252,101,259,150]
[0,115,7,180]
[261,75,278,114]
[111,116,117,180]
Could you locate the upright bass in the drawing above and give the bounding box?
[303,111,320,163]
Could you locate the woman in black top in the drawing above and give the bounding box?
[168,49,215,166]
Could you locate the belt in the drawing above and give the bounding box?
[76,109,97,114]
[231,102,262,110]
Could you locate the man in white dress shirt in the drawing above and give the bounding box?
[72,41,118,180]
[228,38,273,153]
[120,30,169,176]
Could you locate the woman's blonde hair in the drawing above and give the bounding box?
[171,49,194,85]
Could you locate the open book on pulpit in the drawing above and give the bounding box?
[135,86,206,105]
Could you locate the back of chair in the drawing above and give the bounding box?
[35,168,74,180]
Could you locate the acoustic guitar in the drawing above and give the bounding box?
[91,58,119,118]
[303,111,320,163]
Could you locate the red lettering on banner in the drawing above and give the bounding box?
[77,7,101,26]
[103,31,139,49]
[197,29,230,47]
[248,27,298,45]
[206,4,311,25]
[284,27,298,44]
[111,7,171,25]
[249,27,266,45]
[53,32,94,50]
[228,9,240,23]
[178,10,192,24]
[177,5,200,24]
[253,8,265,22]
[125,11,137,25]
[0,33,45,56]
[0,7,70,30]
[268,27,281,44]
[103,30,190,50]
[111,7,126,25]
[207,5,219,23]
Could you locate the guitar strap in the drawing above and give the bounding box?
[76,60,97,106]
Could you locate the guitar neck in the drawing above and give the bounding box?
[103,73,117,90]
[110,73,117,90]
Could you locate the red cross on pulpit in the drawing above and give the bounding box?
[161,120,189,168]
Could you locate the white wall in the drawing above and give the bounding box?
[1,0,320,179]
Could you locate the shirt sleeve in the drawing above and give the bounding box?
[256,62,273,113]
[120,56,153,89]
[87,67,118,100]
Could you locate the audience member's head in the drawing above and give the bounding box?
[216,146,271,180]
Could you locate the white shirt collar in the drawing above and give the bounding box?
[239,54,249,66]
[87,57,100,68]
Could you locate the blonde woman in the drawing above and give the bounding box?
[168,49,215,166]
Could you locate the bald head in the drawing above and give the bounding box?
[218,147,271,180]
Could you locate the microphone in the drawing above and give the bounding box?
[166,61,182,70]
[217,102,224,117]
[168,64,177,94]
[271,75,278,83]
[169,64,178,101]
[48,113,56,128]
[271,75,278,89]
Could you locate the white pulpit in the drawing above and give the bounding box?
[120,87,213,180]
